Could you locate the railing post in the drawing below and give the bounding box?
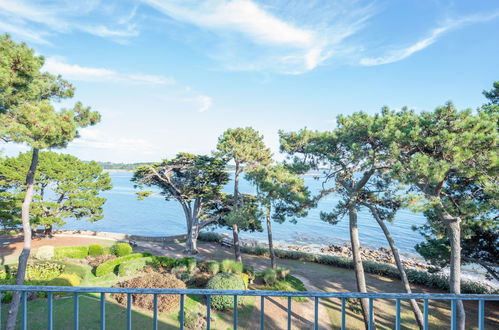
[153,293,158,330]
[206,295,211,330]
[48,292,53,330]
[423,299,429,330]
[21,291,27,330]
[451,299,457,330]
[368,298,374,330]
[233,295,238,330]
[478,300,485,330]
[74,292,79,330]
[314,297,319,330]
[100,292,106,330]
[341,297,346,330]
[179,294,185,330]
[395,298,400,330]
[260,296,265,330]
[287,296,292,330]
[127,293,132,330]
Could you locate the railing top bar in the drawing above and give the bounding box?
[0,285,498,300]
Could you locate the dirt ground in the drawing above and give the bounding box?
[1,235,498,329]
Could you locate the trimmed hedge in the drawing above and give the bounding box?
[110,243,133,257]
[88,244,105,257]
[96,253,152,277]
[54,246,89,259]
[118,257,152,276]
[206,273,246,310]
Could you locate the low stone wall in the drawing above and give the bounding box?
[51,230,186,243]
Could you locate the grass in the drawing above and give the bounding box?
[261,275,308,302]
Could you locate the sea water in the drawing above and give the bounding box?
[61,172,426,255]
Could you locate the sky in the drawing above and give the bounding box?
[1,0,499,163]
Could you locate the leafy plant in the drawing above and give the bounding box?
[88,244,105,257]
[262,268,277,285]
[110,243,133,257]
[34,246,54,260]
[205,261,219,275]
[276,267,290,280]
[206,273,246,311]
[220,259,243,274]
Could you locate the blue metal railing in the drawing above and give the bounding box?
[1,285,498,330]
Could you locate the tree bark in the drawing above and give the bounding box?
[349,205,374,329]
[371,208,424,329]
[447,219,465,330]
[232,224,242,262]
[232,162,242,262]
[266,206,276,269]
[7,148,39,330]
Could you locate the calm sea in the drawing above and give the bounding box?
[61,172,426,255]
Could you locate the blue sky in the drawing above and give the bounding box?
[1,0,498,162]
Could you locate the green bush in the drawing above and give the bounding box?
[176,257,197,272]
[0,265,10,280]
[9,262,65,281]
[110,243,133,257]
[206,261,219,275]
[151,256,176,269]
[48,273,81,287]
[262,268,277,285]
[220,259,243,274]
[88,244,105,257]
[118,257,152,276]
[95,253,151,277]
[197,232,222,243]
[54,246,89,259]
[35,246,54,260]
[206,273,246,311]
[53,262,92,281]
[239,273,249,289]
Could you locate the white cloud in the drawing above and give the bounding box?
[0,0,138,44]
[43,58,174,85]
[72,128,157,152]
[195,96,213,113]
[0,21,51,45]
[142,0,375,74]
[360,12,499,66]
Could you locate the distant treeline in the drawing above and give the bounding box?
[96,161,237,171]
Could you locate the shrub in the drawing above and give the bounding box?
[262,268,277,285]
[88,244,105,257]
[35,246,54,260]
[239,273,249,289]
[151,256,176,269]
[110,243,133,257]
[206,261,219,275]
[1,292,12,303]
[176,257,197,273]
[197,232,222,243]
[220,259,243,274]
[9,262,65,281]
[87,255,117,268]
[113,273,186,313]
[206,273,246,311]
[193,273,211,287]
[184,311,205,329]
[276,267,290,280]
[48,273,81,287]
[54,246,89,259]
[118,257,152,276]
[171,265,188,279]
[0,265,10,280]
[264,275,307,302]
[95,253,151,277]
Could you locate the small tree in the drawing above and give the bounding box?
[216,127,272,262]
[132,153,229,254]
[246,164,310,268]
[0,151,112,235]
[0,35,101,330]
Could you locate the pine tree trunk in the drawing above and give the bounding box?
[447,219,465,330]
[232,163,242,262]
[349,205,374,329]
[266,207,276,269]
[7,148,39,330]
[374,213,424,329]
[232,224,242,262]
